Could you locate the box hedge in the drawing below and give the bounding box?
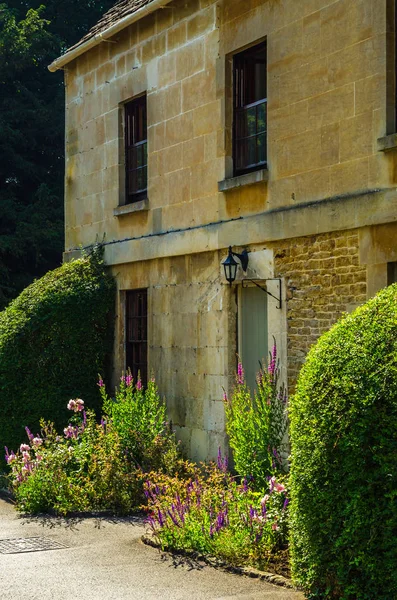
[289,284,397,599]
[0,247,115,458]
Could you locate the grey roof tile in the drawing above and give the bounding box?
[67,0,155,52]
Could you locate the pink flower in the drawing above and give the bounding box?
[68,399,84,412]
[32,437,43,447]
[6,452,17,464]
[274,482,286,493]
[64,425,78,439]
[136,378,142,391]
[126,374,133,387]
[97,379,104,388]
[22,451,30,462]
[36,454,43,462]
[20,443,30,453]
[272,522,279,531]
[222,390,228,403]
[261,494,270,505]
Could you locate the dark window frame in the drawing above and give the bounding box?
[125,289,148,386]
[233,41,267,177]
[125,95,148,204]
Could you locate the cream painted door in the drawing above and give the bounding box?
[240,286,268,392]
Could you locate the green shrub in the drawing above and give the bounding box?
[0,246,114,456]
[224,343,288,490]
[289,284,397,599]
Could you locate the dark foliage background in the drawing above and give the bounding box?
[0,1,115,309]
[0,248,115,459]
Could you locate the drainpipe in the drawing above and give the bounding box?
[48,0,173,72]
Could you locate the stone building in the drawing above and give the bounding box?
[50,0,397,461]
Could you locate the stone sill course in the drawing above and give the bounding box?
[218,168,268,192]
[141,534,300,592]
[113,198,149,216]
[377,133,397,152]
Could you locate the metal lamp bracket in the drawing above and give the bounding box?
[242,277,282,309]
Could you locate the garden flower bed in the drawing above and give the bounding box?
[4,344,291,580]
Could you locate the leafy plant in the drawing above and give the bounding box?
[224,342,288,490]
[289,284,397,599]
[0,247,115,458]
[99,372,182,474]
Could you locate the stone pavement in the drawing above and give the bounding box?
[0,497,305,600]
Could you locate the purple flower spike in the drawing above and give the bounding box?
[167,509,180,527]
[157,509,164,527]
[97,379,104,388]
[25,427,34,442]
[237,362,244,385]
[217,447,228,473]
[268,343,277,380]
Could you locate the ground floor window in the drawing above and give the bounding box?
[126,289,148,385]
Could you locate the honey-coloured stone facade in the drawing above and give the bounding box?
[59,0,397,460]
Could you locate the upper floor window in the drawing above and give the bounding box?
[233,42,267,176]
[125,95,147,204]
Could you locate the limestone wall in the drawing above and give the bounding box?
[61,0,391,460]
[64,0,392,261]
[111,249,237,460]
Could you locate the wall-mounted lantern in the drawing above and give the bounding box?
[222,245,282,309]
[222,246,249,285]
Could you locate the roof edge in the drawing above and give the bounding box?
[48,0,173,72]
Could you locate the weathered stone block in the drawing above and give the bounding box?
[182,68,216,112]
[176,37,205,80]
[187,6,215,40]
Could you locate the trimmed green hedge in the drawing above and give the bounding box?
[0,248,115,457]
[289,285,397,599]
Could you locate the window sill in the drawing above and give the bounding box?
[113,199,149,216]
[218,169,268,192]
[377,133,397,152]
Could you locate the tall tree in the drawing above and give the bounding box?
[0,1,115,309]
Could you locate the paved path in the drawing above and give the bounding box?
[0,497,304,600]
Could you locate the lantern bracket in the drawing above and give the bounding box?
[242,277,282,309]
[231,248,249,272]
